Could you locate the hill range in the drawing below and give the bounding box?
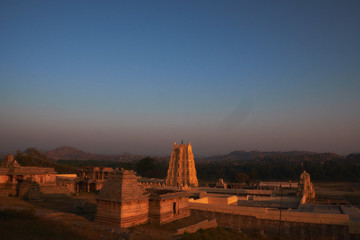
[45,146,145,161]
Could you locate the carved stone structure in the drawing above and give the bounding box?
[297,170,315,202]
[75,166,114,192]
[0,155,57,196]
[149,189,190,224]
[166,142,198,188]
[215,179,227,189]
[138,177,166,189]
[95,170,150,228]
[0,154,20,167]
[95,169,193,228]
[56,174,77,194]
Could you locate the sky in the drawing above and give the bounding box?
[1,0,360,156]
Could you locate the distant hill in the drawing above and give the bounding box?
[46,146,144,161]
[1,145,354,163]
[201,150,341,162]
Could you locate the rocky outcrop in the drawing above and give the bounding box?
[46,146,144,161]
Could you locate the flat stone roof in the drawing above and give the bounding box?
[296,204,342,214]
[0,166,57,175]
[149,189,190,200]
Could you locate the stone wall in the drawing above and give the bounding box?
[0,175,9,184]
[18,180,42,200]
[95,170,150,228]
[189,202,349,225]
[149,196,190,224]
[189,201,360,240]
[189,195,238,205]
[176,219,217,235]
[191,209,355,240]
[96,199,149,228]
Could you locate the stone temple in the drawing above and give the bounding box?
[95,170,149,228]
[95,169,191,228]
[166,142,198,188]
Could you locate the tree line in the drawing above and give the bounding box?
[13,148,360,183]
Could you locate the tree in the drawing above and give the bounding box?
[135,157,168,178]
[235,172,249,183]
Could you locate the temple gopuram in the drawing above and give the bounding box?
[166,142,198,188]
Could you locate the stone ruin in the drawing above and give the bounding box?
[215,178,227,189]
[297,170,316,203]
[75,166,114,192]
[0,154,20,167]
[0,154,58,197]
[166,142,198,188]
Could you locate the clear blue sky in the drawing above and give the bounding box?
[1,0,359,156]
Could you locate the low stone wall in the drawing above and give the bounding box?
[149,196,190,224]
[189,202,360,240]
[191,210,356,240]
[176,219,217,235]
[190,196,237,205]
[189,202,349,225]
[197,187,273,196]
[251,196,299,201]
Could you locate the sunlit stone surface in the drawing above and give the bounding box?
[166,142,198,188]
[95,170,149,228]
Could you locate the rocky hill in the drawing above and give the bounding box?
[201,150,341,162]
[46,146,144,161]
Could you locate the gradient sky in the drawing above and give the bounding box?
[1,1,359,156]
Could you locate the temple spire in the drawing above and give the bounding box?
[166,142,198,188]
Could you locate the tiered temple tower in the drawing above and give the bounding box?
[166,142,198,188]
[95,170,149,228]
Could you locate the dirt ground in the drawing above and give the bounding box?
[0,193,208,240]
[0,194,126,240]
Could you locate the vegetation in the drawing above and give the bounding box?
[13,148,360,183]
[135,157,168,178]
[58,156,169,178]
[196,154,360,183]
[16,148,77,173]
